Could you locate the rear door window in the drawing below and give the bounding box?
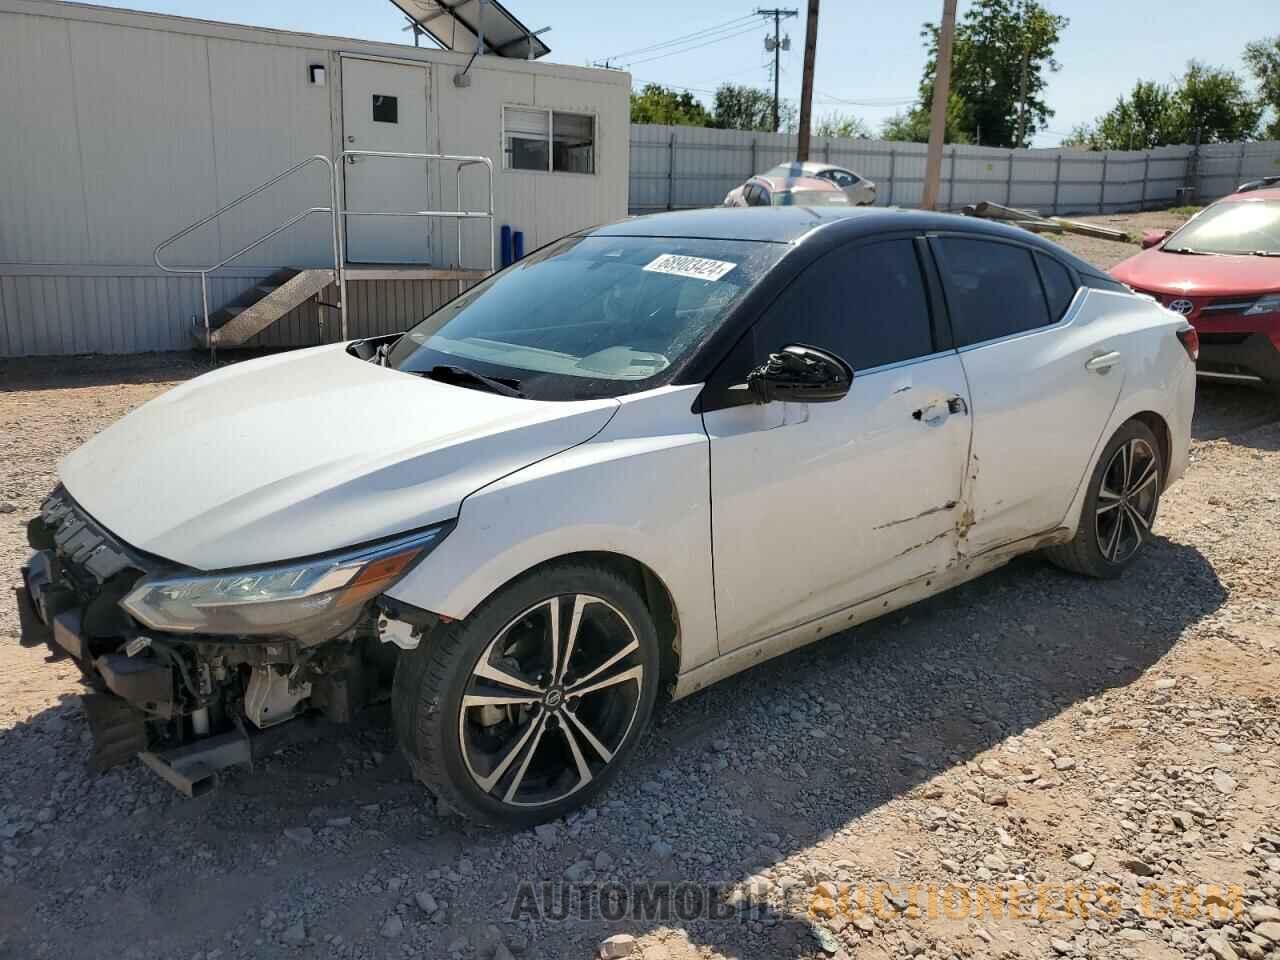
[932,238,1051,346]
[753,238,934,371]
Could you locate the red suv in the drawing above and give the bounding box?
[1111,187,1280,388]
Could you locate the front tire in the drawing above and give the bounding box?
[1046,419,1163,579]
[391,560,660,827]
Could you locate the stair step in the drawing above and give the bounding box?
[193,268,335,349]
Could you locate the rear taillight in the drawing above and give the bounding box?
[1176,326,1199,362]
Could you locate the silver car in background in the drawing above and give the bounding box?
[726,161,877,208]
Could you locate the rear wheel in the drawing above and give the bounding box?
[1046,420,1163,579]
[391,561,660,827]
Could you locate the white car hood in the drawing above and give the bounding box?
[59,345,618,570]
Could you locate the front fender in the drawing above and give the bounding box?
[384,385,719,672]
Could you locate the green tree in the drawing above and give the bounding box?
[710,83,794,132]
[906,0,1067,147]
[814,112,871,139]
[1175,61,1262,143]
[1244,36,1280,139]
[881,94,972,144]
[629,83,712,126]
[1068,81,1180,150]
[1065,63,1262,149]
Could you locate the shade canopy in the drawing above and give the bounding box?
[393,0,551,59]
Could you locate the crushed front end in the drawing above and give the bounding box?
[16,487,443,796]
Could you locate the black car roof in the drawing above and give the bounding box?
[589,206,1104,278]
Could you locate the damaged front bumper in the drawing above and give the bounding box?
[15,488,425,794]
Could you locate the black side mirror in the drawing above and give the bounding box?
[744,344,853,404]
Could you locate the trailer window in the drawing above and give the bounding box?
[503,106,595,174]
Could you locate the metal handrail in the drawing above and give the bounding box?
[154,151,496,356]
[154,154,341,359]
[336,150,496,345]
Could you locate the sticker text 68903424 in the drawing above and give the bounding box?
[642,254,737,282]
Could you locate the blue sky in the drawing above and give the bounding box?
[84,0,1271,146]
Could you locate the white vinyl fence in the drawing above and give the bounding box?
[629,125,1280,216]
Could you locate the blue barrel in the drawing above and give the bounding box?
[513,231,525,261]
[500,225,513,267]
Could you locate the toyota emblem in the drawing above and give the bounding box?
[1168,298,1194,316]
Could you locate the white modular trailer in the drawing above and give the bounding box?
[0,0,630,356]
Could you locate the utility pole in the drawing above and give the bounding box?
[1014,0,1031,148]
[757,7,797,132]
[922,0,958,210]
[796,0,819,161]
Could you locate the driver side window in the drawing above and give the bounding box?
[749,238,936,373]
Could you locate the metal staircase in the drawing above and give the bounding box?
[191,268,335,349]
[154,151,495,356]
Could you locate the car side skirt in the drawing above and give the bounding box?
[671,524,1070,701]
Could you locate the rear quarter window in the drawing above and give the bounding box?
[1036,253,1078,320]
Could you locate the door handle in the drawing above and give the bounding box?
[1085,351,1121,373]
[912,400,948,425]
[913,396,966,424]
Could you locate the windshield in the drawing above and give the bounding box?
[387,235,785,400]
[1164,199,1280,255]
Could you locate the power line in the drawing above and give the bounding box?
[621,22,766,68]
[594,14,759,66]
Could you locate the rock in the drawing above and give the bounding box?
[283,827,314,846]
[564,860,592,882]
[379,915,403,938]
[1120,858,1156,876]
[854,916,876,933]
[35,808,54,824]
[281,921,306,945]
[1171,812,1194,831]
[493,945,516,960]
[641,781,663,795]
[1051,937,1074,955]
[534,823,558,848]
[813,926,840,955]
[458,858,474,875]
[1253,922,1280,944]
[1154,678,1177,690]
[982,853,1007,871]
[1205,935,1239,960]
[594,851,614,871]
[599,933,637,958]
[1053,757,1077,771]
[650,839,673,860]
[1068,852,1095,871]
[1213,771,1238,795]
[1247,905,1280,924]
[414,891,439,915]
[0,503,15,514]
[325,816,351,827]
[711,739,729,753]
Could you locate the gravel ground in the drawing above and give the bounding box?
[3,215,1280,960]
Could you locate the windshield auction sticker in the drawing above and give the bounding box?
[643,254,737,282]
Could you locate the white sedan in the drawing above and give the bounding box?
[19,206,1195,825]
[726,161,877,207]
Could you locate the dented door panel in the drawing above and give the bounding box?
[705,353,972,652]
[953,289,1128,556]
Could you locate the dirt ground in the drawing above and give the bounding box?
[3,213,1280,960]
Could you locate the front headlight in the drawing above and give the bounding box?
[121,525,450,639]
[1244,294,1280,316]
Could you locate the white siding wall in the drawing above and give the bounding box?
[0,0,629,356]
